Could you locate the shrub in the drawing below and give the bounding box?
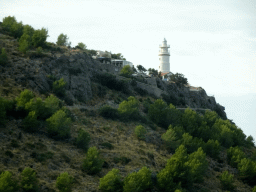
[53,78,67,97]
[44,94,60,118]
[25,97,45,115]
[77,42,86,50]
[21,167,39,192]
[186,147,208,184]
[22,111,40,133]
[118,96,139,120]
[135,125,146,140]
[56,33,69,46]
[123,167,152,192]
[253,186,256,192]
[227,146,245,168]
[32,28,48,47]
[82,147,104,175]
[18,33,30,53]
[0,48,8,66]
[36,47,43,55]
[238,158,256,185]
[76,129,91,151]
[99,168,123,192]
[46,110,72,139]
[2,16,17,32]
[120,65,133,77]
[2,16,23,38]
[16,89,35,110]
[204,139,220,159]
[161,127,179,151]
[56,172,74,192]
[148,99,169,128]
[219,171,235,191]
[0,171,18,192]
[99,105,119,119]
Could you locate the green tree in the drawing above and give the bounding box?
[21,167,39,192]
[32,28,48,47]
[23,24,35,39]
[46,109,72,139]
[227,146,245,167]
[120,65,133,77]
[16,89,35,110]
[99,168,123,192]
[169,73,188,86]
[2,16,23,38]
[0,171,18,192]
[123,167,153,192]
[238,158,256,185]
[83,147,104,175]
[53,78,67,97]
[2,16,17,32]
[136,65,147,73]
[148,99,168,127]
[111,53,125,60]
[77,42,86,50]
[44,94,60,118]
[25,97,46,118]
[118,96,139,120]
[76,129,91,151]
[157,145,188,191]
[252,186,256,192]
[18,33,30,53]
[219,171,235,191]
[0,48,8,66]
[161,126,179,151]
[148,68,158,76]
[204,139,220,159]
[186,147,208,184]
[135,125,147,140]
[22,111,40,133]
[56,172,74,192]
[57,33,69,46]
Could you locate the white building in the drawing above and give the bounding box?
[111,59,133,68]
[158,38,170,73]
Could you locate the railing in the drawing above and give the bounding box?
[159,44,170,48]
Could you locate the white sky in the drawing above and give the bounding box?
[1,0,256,140]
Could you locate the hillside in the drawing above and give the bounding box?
[0,18,256,192]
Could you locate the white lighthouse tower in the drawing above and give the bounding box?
[158,38,170,73]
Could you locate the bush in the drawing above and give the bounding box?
[21,167,39,192]
[18,33,30,53]
[123,167,152,192]
[56,172,73,192]
[56,33,69,46]
[219,171,235,191]
[36,47,43,55]
[46,110,72,139]
[22,111,40,133]
[238,158,256,185]
[204,139,220,159]
[16,89,35,110]
[76,129,91,151]
[2,16,23,38]
[32,28,48,47]
[77,42,86,50]
[83,147,104,175]
[99,105,119,119]
[227,146,245,167]
[120,65,133,77]
[118,96,139,120]
[161,127,179,151]
[25,97,45,116]
[99,168,123,192]
[135,125,146,140]
[53,78,67,97]
[0,48,8,66]
[253,186,256,192]
[44,94,60,118]
[0,171,18,192]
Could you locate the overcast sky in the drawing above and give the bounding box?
[1,0,255,140]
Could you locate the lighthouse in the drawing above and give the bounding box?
[158,38,170,73]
